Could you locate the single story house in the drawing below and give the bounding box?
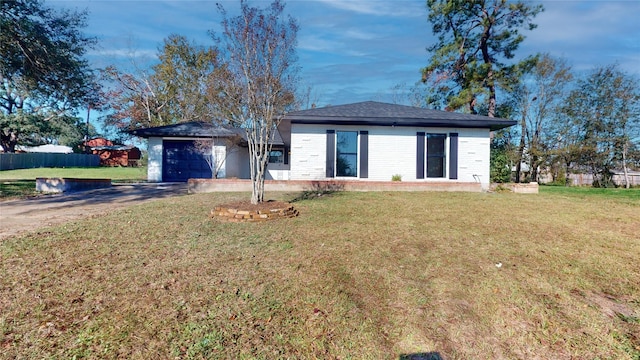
[131,101,516,189]
[129,121,288,182]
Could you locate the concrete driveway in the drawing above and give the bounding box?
[0,183,188,240]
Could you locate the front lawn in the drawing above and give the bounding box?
[1,190,638,359]
[0,166,147,181]
[540,184,640,204]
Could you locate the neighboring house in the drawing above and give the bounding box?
[131,101,516,189]
[83,137,142,167]
[20,144,73,153]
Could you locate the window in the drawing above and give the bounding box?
[269,149,284,164]
[427,133,446,178]
[336,131,358,177]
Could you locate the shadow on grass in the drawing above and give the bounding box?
[0,180,38,199]
[399,352,444,360]
[290,180,345,202]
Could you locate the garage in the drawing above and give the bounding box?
[162,140,212,182]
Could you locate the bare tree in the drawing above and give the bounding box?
[102,34,224,133]
[296,83,322,110]
[214,0,299,204]
[102,65,167,131]
[560,64,640,188]
[508,55,573,183]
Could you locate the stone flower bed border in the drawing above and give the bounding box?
[211,201,298,222]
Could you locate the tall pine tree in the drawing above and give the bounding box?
[422,0,542,117]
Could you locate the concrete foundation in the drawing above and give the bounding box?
[494,182,539,194]
[188,179,483,194]
[36,178,112,193]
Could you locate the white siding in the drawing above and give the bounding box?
[212,145,226,178]
[290,125,329,180]
[146,137,253,181]
[289,124,491,188]
[367,126,420,181]
[266,162,290,180]
[457,129,491,188]
[226,146,250,179]
[147,137,163,182]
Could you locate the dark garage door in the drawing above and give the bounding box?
[162,140,212,182]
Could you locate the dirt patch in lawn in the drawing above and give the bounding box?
[578,290,639,320]
[0,183,187,239]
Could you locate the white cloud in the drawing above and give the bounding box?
[298,34,342,53]
[313,0,423,17]
[523,1,640,74]
[48,0,640,108]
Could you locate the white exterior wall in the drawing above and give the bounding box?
[226,148,290,180]
[146,136,252,181]
[225,146,250,179]
[266,162,290,180]
[367,126,421,181]
[147,137,163,182]
[212,145,226,179]
[457,129,491,187]
[290,125,328,180]
[289,124,491,188]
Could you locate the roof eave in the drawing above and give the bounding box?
[286,117,516,131]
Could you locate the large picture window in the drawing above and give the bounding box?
[427,133,446,178]
[336,131,358,177]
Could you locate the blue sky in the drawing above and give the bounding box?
[52,0,640,108]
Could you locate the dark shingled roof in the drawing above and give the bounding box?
[129,122,243,138]
[281,101,516,131]
[129,122,284,146]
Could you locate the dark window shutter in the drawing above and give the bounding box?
[416,132,425,179]
[326,130,335,178]
[359,131,368,178]
[449,132,458,179]
[284,146,289,165]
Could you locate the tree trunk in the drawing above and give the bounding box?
[487,80,496,118]
[250,152,269,204]
[622,142,630,189]
[564,160,571,187]
[0,131,18,153]
[251,171,264,204]
[248,129,272,205]
[480,20,496,118]
[515,112,527,183]
[531,154,539,183]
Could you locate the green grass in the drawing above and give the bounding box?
[1,190,639,359]
[0,180,37,199]
[0,167,147,200]
[0,166,147,181]
[540,184,640,204]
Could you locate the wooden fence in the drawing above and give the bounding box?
[0,153,100,170]
[568,172,640,187]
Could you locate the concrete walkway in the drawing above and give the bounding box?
[0,183,188,240]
